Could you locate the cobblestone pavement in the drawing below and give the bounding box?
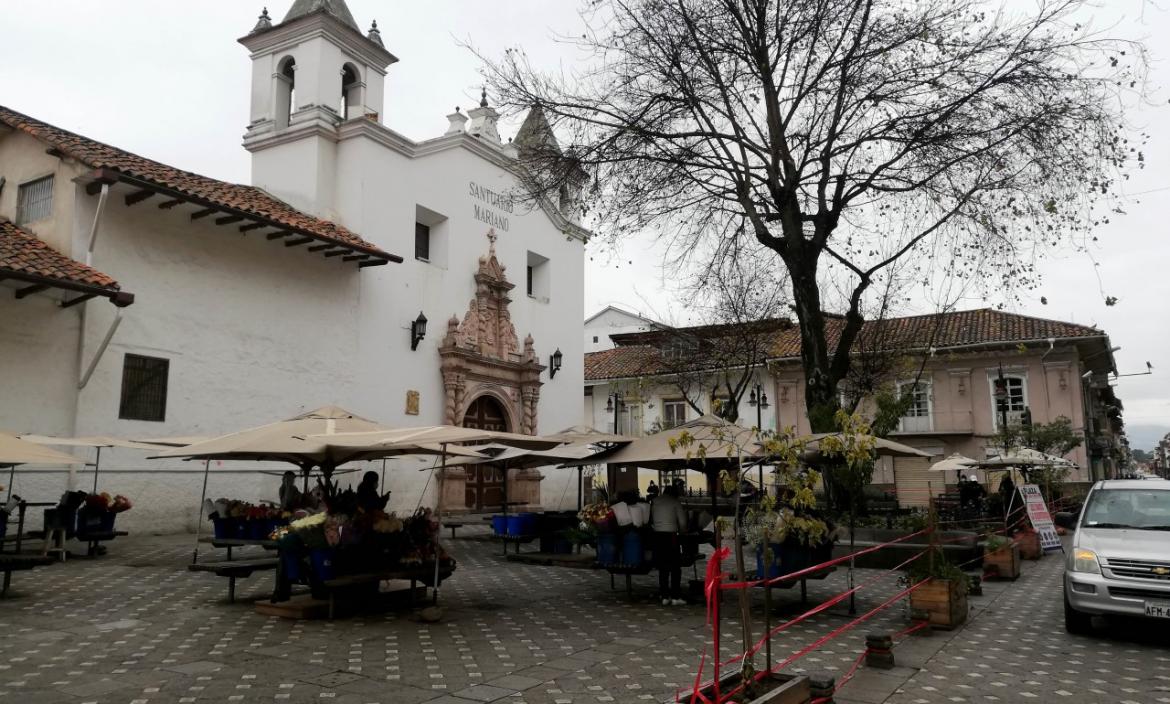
[0,531,1166,704]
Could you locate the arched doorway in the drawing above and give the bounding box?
[462,395,508,509]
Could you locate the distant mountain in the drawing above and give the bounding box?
[1126,424,1169,453]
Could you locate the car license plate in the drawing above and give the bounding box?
[1145,601,1170,618]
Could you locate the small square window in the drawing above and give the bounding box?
[17,175,53,226]
[527,265,534,295]
[526,251,549,300]
[119,354,169,422]
[414,222,431,261]
[592,336,599,343]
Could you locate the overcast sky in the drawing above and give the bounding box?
[1,1,1166,448]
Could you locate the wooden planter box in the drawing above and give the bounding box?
[1016,532,1042,560]
[680,672,810,704]
[983,544,1021,580]
[910,577,968,630]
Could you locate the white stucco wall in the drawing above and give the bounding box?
[584,307,657,352]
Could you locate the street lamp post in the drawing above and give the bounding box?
[748,383,770,494]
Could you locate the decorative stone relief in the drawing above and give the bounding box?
[437,230,547,510]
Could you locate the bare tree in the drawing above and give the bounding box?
[655,251,789,424]
[483,0,1148,432]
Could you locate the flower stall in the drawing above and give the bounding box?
[270,481,456,612]
[205,500,291,541]
[74,491,133,555]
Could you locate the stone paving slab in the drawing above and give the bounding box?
[2,532,1168,703]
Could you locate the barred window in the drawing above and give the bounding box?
[17,175,53,225]
[119,354,169,422]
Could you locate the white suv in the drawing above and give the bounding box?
[1064,479,1170,633]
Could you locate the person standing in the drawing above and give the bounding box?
[651,484,688,606]
[279,471,302,512]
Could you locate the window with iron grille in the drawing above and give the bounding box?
[16,175,53,225]
[414,222,431,261]
[119,354,169,422]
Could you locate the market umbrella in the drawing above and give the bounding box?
[560,415,760,520]
[456,443,606,518]
[132,436,212,448]
[541,425,635,508]
[0,432,85,500]
[543,425,636,445]
[151,406,483,565]
[974,448,1077,469]
[318,425,565,452]
[801,433,934,461]
[929,452,981,485]
[20,435,163,493]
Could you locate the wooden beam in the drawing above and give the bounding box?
[84,168,120,195]
[358,259,388,268]
[239,222,267,233]
[124,189,155,207]
[46,147,65,159]
[157,198,184,209]
[307,243,333,252]
[342,254,369,262]
[323,249,348,257]
[215,215,244,226]
[266,231,291,240]
[59,293,98,308]
[190,208,216,220]
[14,284,48,299]
[285,237,313,248]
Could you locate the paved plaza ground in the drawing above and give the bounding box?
[1,528,1168,704]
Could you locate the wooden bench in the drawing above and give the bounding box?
[188,557,279,603]
[321,565,456,618]
[198,537,278,561]
[0,554,54,597]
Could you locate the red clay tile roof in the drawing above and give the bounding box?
[0,220,130,304]
[585,308,1104,380]
[0,105,397,263]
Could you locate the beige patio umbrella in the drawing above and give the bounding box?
[318,424,565,452]
[543,425,636,445]
[0,432,85,500]
[568,415,760,470]
[801,433,934,461]
[540,426,634,508]
[975,448,1076,469]
[150,406,483,565]
[451,443,604,519]
[929,452,981,485]
[21,435,166,493]
[132,436,212,448]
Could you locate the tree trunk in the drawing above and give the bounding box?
[786,251,841,433]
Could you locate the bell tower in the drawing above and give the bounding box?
[238,1,397,218]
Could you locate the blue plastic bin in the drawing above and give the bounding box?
[621,531,644,567]
[597,533,618,566]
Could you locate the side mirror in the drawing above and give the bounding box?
[1054,511,1076,530]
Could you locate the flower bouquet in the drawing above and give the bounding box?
[77,491,131,537]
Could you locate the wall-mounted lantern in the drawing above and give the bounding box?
[549,348,563,378]
[410,311,428,351]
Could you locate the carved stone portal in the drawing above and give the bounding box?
[438,230,545,512]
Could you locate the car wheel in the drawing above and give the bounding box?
[1064,594,1093,635]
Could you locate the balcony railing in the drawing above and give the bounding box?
[893,409,975,435]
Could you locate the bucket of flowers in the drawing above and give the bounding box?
[76,492,132,538]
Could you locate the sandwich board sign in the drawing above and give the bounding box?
[1020,484,1063,553]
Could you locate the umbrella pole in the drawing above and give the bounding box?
[433,443,447,605]
[92,446,102,494]
[576,467,583,511]
[193,459,210,565]
[380,458,387,493]
[6,466,13,501]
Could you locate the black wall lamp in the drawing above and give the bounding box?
[410,311,427,350]
[549,348,563,378]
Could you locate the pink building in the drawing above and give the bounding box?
[584,309,1125,505]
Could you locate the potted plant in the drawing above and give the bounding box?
[907,552,970,629]
[982,534,1020,580]
[1016,527,1042,560]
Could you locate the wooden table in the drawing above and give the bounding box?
[189,557,279,603]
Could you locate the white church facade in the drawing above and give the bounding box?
[0,0,588,531]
